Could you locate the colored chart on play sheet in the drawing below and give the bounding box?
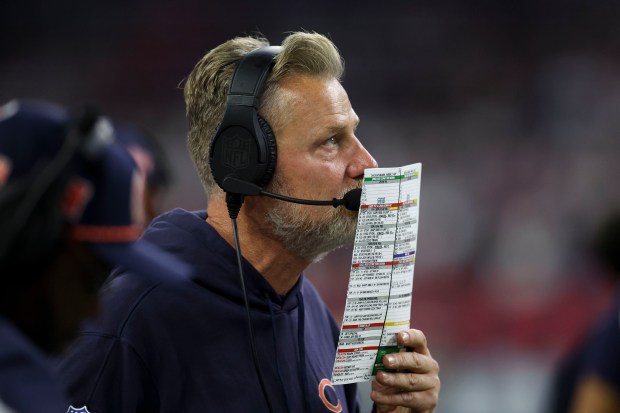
[331,163,421,385]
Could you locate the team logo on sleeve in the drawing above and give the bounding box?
[67,406,91,413]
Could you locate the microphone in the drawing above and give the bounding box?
[222,177,362,211]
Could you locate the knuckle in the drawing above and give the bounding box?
[406,374,420,388]
[410,352,423,369]
[401,390,419,404]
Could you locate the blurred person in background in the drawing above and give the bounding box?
[549,210,620,413]
[113,121,172,225]
[0,100,190,413]
[57,32,440,413]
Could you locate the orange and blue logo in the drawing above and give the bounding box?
[318,378,342,412]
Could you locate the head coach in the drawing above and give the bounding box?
[58,31,440,413]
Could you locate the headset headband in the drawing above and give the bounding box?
[226,46,282,109]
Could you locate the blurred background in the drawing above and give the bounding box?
[2,1,620,411]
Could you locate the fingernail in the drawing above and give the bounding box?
[385,355,395,366]
[399,331,410,343]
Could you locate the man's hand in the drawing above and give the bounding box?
[370,329,440,413]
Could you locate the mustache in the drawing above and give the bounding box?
[338,181,363,198]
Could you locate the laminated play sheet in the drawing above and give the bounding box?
[331,163,422,384]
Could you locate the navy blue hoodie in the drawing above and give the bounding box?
[58,208,360,412]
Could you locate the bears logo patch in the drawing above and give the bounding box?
[318,378,342,412]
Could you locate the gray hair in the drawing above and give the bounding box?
[183,31,344,197]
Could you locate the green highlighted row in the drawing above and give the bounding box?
[364,175,403,181]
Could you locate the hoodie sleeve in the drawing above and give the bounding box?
[57,333,159,413]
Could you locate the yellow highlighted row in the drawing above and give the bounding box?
[384,320,410,327]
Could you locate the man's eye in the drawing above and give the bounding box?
[324,137,338,146]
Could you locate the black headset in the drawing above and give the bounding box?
[209,46,281,195]
[207,46,283,412]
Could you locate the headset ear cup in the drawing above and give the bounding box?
[256,115,277,188]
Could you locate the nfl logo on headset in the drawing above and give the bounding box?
[223,134,249,170]
[67,406,91,413]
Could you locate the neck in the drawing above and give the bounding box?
[206,194,310,295]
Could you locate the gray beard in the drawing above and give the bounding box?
[264,178,360,262]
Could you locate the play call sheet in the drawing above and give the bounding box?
[331,163,422,385]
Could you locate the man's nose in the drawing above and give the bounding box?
[347,140,378,179]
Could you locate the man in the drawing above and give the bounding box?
[0,100,190,412]
[59,32,440,412]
